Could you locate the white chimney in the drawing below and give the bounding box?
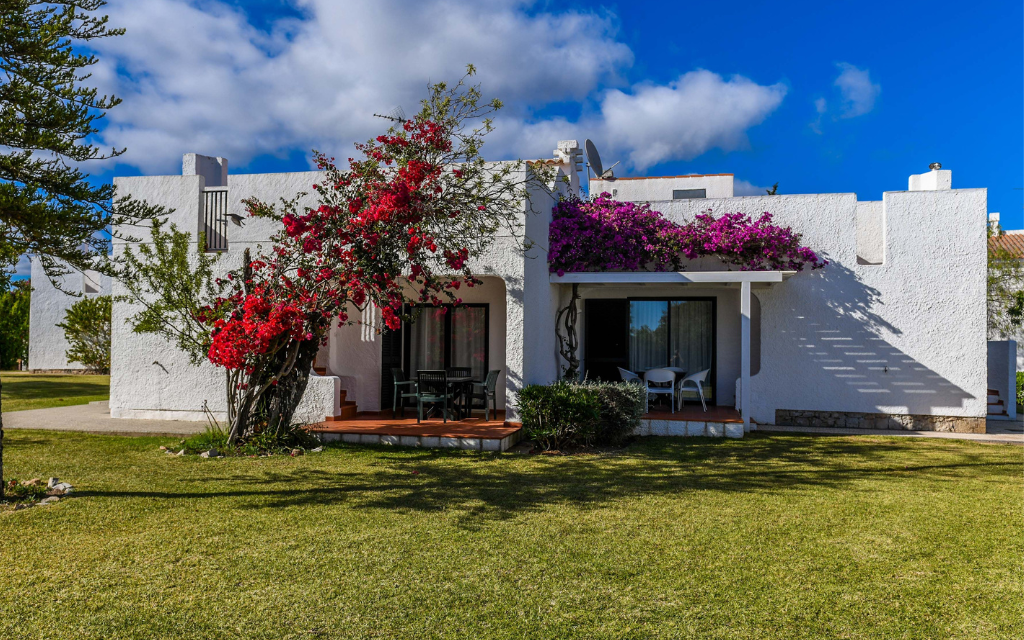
[908,162,951,191]
[183,153,228,187]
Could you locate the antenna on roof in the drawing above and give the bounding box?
[584,139,619,179]
[373,106,407,123]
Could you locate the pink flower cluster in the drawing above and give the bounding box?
[548,194,826,274]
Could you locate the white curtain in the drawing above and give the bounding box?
[629,301,668,372]
[451,306,487,379]
[670,300,714,395]
[409,307,445,373]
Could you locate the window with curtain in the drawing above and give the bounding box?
[629,301,668,371]
[405,304,488,379]
[451,306,487,379]
[408,306,446,373]
[629,298,715,399]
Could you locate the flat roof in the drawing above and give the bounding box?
[591,173,734,181]
[550,271,796,284]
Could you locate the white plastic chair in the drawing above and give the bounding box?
[677,368,710,412]
[617,367,642,384]
[644,368,675,414]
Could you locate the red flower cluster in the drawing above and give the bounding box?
[206,112,483,374]
[207,291,306,372]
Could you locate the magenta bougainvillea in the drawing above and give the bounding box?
[548,193,826,274]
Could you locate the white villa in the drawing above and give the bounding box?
[28,142,1010,443]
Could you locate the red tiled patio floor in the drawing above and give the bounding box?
[643,405,742,423]
[308,411,519,439]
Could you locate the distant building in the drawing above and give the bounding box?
[28,259,111,372]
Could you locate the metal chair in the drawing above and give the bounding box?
[415,370,454,423]
[446,366,472,378]
[644,368,676,414]
[469,369,501,421]
[677,368,710,412]
[391,368,418,418]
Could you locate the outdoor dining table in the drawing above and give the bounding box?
[446,376,475,420]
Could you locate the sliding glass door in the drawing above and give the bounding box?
[404,304,489,380]
[628,298,715,400]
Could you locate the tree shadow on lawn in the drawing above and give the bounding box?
[2,378,108,401]
[77,434,1016,528]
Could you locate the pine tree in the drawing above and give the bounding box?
[0,1,162,497]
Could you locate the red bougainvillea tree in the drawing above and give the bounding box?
[119,67,544,444]
[201,68,539,443]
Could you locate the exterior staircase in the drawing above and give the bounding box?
[313,367,359,421]
[325,387,358,421]
[987,388,1009,418]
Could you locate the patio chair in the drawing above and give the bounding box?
[468,369,500,421]
[617,367,643,385]
[644,368,675,414]
[677,368,710,412]
[391,368,418,418]
[415,370,455,423]
[446,366,472,379]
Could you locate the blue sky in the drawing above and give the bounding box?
[10,0,1023,279]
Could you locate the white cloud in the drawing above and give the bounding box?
[598,71,786,170]
[834,62,880,118]
[90,0,786,174]
[734,179,769,196]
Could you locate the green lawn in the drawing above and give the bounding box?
[1,430,1021,639]
[0,372,110,412]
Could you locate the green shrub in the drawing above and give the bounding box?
[517,382,601,450]
[0,281,30,370]
[1016,372,1024,409]
[181,421,318,456]
[585,381,646,446]
[57,295,111,373]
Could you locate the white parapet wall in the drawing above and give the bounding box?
[590,173,733,201]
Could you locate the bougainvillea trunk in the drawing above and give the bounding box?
[260,339,320,438]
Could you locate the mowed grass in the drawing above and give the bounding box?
[1,372,110,412]
[0,430,1021,640]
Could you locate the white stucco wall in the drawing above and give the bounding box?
[590,174,734,201]
[648,187,988,423]
[855,201,884,265]
[28,258,112,371]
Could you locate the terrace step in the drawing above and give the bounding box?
[987,389,1008,416]
[310,416,522,451]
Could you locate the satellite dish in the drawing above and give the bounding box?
[584,139,603,179]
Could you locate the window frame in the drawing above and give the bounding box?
[402,303,490,378]
[627,296,717,404]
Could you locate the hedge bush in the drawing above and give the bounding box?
[517,382,600,450]
[517,381,645,449]
[587,381,646,446]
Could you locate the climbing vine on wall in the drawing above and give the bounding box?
[548,193,827,274]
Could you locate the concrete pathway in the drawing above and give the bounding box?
[2,401,206,436]
[757,416,1024,446]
